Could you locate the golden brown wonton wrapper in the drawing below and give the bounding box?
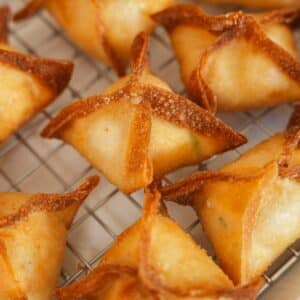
[153,5,300,112]
[199,0,300,9]
[161,106,300,285]
[14,0,174,76]
[42,32,246,194]
[56,186,262,300]
[0,6,73,144]
[0,175,99,300]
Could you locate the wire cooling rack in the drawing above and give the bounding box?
[1,0,300,299]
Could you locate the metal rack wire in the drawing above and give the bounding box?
[1,0,300,298]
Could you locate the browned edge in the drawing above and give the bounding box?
[278,105,300,178]
[95,8,126,77]
[161,105,300,204]
[153,5,300,33]
[91,0,127,76]
[41,30,246,151]
[287,105,300,129]
[124,100,153,191]
[152,4,244,34]
[130,31,150,78]
[0,175,99,229]
[0,6,10,43]
[141,84,247,150]
[192,13,300,111]
[261,7,300,26]
[188,63,218,113]
[56,265,137,300]
[139,187,263,299]
[41,86,131,138]
[160,170,267,204]
[56,186,262,299]
[198,14,300,83]
[14,0,45,21]
[0,49,74,95]
[153,5,300,112]
[41,80,247,151]
[15,0,126,76]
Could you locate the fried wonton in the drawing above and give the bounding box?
[0,175,99,300]
[199,0,300,9]
[42,32,246,194]
[153,5,300,112]
[56,186,262,300]
[0,6,73,144]
[14,0,174,76]
[161,106,300,285]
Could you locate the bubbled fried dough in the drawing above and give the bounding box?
[14,0,174,75]
[160,106,300,285]
[0,6,73,144]
[56,186,262,300]
[153,5,300,112]
[42,32,246,194]
[0,176,99,300]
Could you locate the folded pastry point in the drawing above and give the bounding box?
[153,5,300,112]
[56,187,262,300]
[15,0,174,76]
[130,31,150,78]
[42,32,246,194]
[52,175,100,228]
[160,107,300,285]
[197,0,300,9]
[0,175,99,300]
[0,6,73,144]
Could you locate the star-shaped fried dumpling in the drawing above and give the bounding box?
[56,186,262,300]
[42,32,246,194]
[161,106,300,285]
[0,176,99,300]
[198,0,300,9]
[14,0,174,76]
[153,5,300,112]
[0,6,73,144]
